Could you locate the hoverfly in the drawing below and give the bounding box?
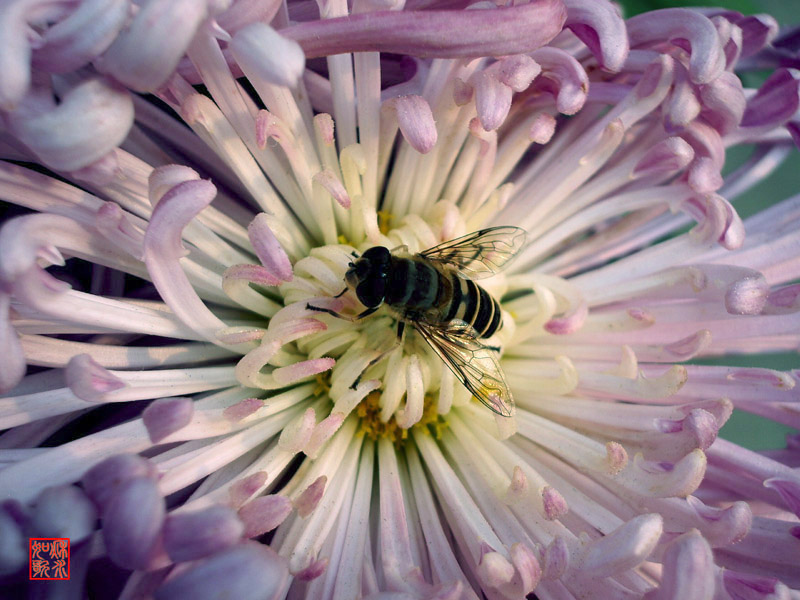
[309,226,526,417]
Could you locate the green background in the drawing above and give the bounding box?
[619,0,799,450]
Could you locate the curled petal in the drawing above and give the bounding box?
[529,47,587,115]
[687,157,723,194]
[763,477,800,518]
[541,536,569,580]
[699,71,746,135]
[231,22,305,89]
[143,176,234,345]
[741,68,800,129]
[0,0,36,108]
[736,13,780,57]
[217,0,282,36]
[529,113,557,144]
[314,169,351,209]
[0,292,25,393]
[32,0,130,74]
[627,9,725,84]
[304,412,345,458]
[31,486,97,543]
[148,164,201,206]
[487,55,541,92]
[96,0,214,92]
[625,450,707,498]
[279,408,316,454]
[154,542,289,600]
[0,214,84,281]
[383,95,437,153]
[282,1,568,58]
[633,136,695,175]
[544,300,588,334]
[295,558,329,582]
[477,550,514,589]
[684,496,752,547]
[506,543,541,597]
[472,70,512,132]
[71,150,122,186]
[644,530,714,600]
[722,570,791,600]
[6,77,134,171]
[247,214,293,282]
[579,513,663,576]
[564,0,629,72]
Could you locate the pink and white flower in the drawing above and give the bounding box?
[0,1,798,598]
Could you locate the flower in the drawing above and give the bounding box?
[0,0,799,598]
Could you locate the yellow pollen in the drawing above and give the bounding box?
[357,390,448,445]
[377,211,395,235]
[313,373,332,397]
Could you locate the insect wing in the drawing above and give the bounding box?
[419,226,526,280]
[413,320,515,417]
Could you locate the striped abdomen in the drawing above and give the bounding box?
[384,257,502,339]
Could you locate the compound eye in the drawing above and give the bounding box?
[356,278,385,308]
[354,260,370,278]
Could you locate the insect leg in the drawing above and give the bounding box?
[356,305,380,319]
[305,303,379,321]
[350,319,407,390]
[305,303,356,321]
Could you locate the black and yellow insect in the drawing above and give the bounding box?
[311,226,526,417]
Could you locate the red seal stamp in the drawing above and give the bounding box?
[29,538,70,580]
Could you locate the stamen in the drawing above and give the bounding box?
[163,505,244,562]
[238,495,293,538]
[65,354,126,401]
[228,472,270,508]
[142,397,194,443]
[294,476,327,517]
[279,407,317,454]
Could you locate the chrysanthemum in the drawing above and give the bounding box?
[1,0,798,598]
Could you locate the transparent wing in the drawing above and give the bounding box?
[413,319,515,417]
[419,226,526,280]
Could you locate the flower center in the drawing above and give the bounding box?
[356,389,449,445]
[238,218,520,433]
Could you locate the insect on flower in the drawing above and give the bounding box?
[309,226,526,417]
